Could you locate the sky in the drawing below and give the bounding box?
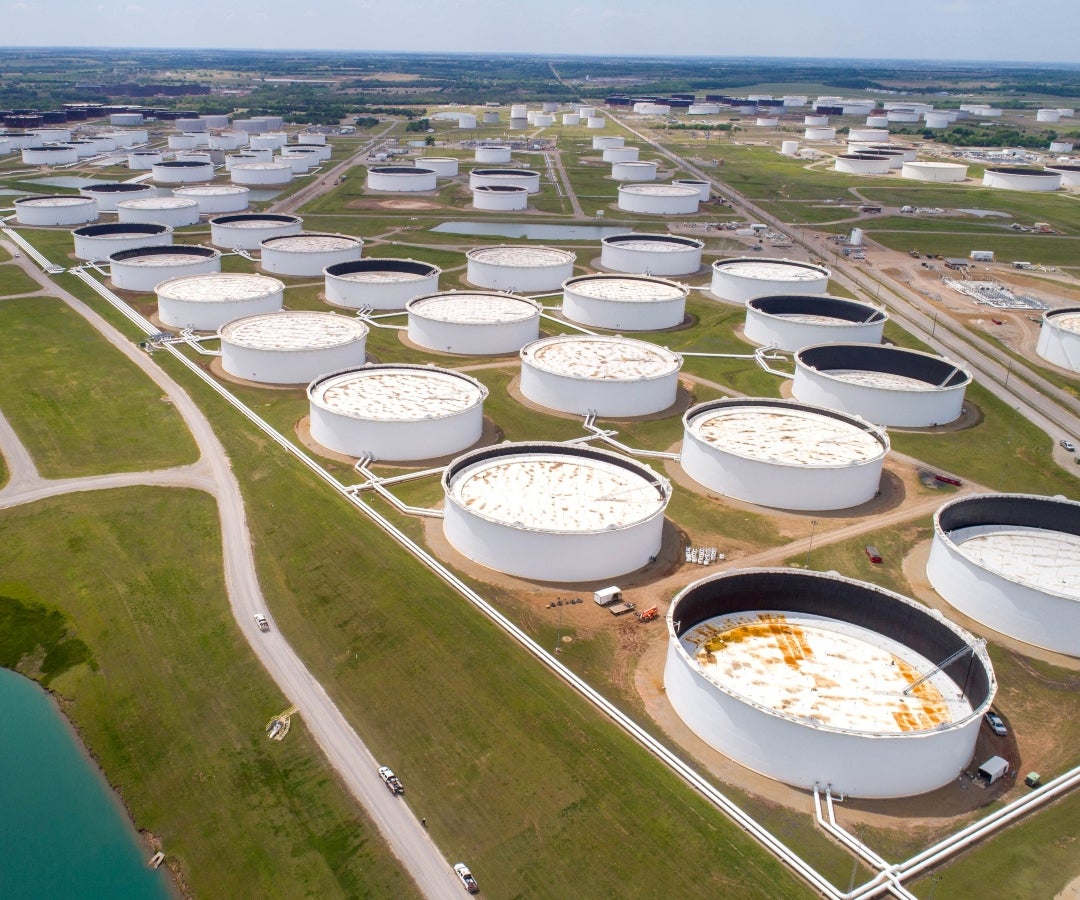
[2,0,1077,63]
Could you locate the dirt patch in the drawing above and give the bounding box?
[378,199,443,210]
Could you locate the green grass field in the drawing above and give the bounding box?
[0,297,198,477]
[0,263,40,296]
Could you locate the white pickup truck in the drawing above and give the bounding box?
[378,766,404,795]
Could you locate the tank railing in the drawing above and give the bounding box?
[355,307,408,330]
[1,226,66,274]
[580,412,681,461]
[351,455,444,518]
[537,311,597,335]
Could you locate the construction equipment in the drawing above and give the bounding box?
[637,606,659,622]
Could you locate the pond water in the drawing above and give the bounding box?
[431,221,631,240]
[955,208,1012,218]
[23,176,102,189]
[0,668,171,899]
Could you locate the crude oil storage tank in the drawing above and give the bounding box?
[664,568,996,798]
[833,154,891,175]
[1036,108,1061,123]
[611,160,658,181]
[277,152,313,174]
[792,343,971,427]
[72,222,172,260]
[366,165,437,192]
[1045,164,1080,188]
[465,245,575,292]
[592,136,624,150]
[441,442,671,582]
[603,147,640,163]
[117,196,201,226]
[982,167,1062,192]
[308,364,487,461]
[155,272,284,331]
[415,157,459,177]
[673,179,711,201]
[152,159,214,184]
[324,258,440,310]
[173,184,250,214]
[80,181,154,211]
[14,194,98,226]
[617,183,700,215]
[210,213,302,250]
[128,150,163,169]
[902,160,968,182]
[219,311,368,384]
[469,168,541,193]
[475,144,512,163]
[849,128,890,143]
[406,291,541,355]
[297,133,326,146]
[109,245,221,292]
[587,116,607,129]
[561,273,688,331]
[1036,307,1080,371]
[230,162,293,186]
[923,112,952,128]
[561,113,580,126]
[711,258,830,304]
[927,493,1080,657]
[601,233,703,276]
[680,398,888,510]
[519,335,682,416]
[259,233,363,277]
[472,184,529,210]
[744,295,887,350]
[21,145,78,165]
[804,127,836,141]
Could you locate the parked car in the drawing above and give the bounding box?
[1061,439,1076,452]
[453,863,479,894]
[985,712,1007,736]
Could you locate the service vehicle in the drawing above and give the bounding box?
[454,863,479,894]
[253,613,270,632]
[985,712,1007,736]
[1061,439,1076,452]
[378,766,404,795]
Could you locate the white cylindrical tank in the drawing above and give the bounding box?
[259,232,363,277]
[482,111,500,124]
[510,104,528,119]
[219,311,368,384]
[804,126,836,141]
[509,118,528,130]
[175,118,205,133]
[1049,140,1075,153]
[468,168,541,193]
[924,112,951,128]
[586,116,606,129]
[442,442,670,582]
[458,114,477,129]
[1036,108,1061,123]
[22,145,78,165]
[866,114,890,128]
[600,233,703,276]
[79,181,154,212]
[225,153,260,171]
[308,365,488,461]
[168,134,198,151]
[561,273,688,331]
[465,245,575,292]
[745,294,887,350]
[407,291,541,355]
[603,146,640,163]
[672,179,710,201]
[592,136,624,150]
[415,157,459,177]
[176,152,213,165]
[14,195,98,226]
[665,568,996,798]
[298,133,326,146]
[173,184,250,214]
[520,335,682,417]
[562,113,580,126]
[472,184,529,210]
[209,132,245,151]
[155,272,285,331]
[109,245,221,293]
[231,162,293,186]
[366,165,437,192]
[887,109,921,123]
[711,257,830,304]
[756,116,779,127]
[902,160,968,182]
[542,102,558,113]
[475,145,512,163]
[577,106,597,118]
[534,114,554,127]
[681,398,888,510]
[324,258,441,310]
[833,154,891,175]
[793,343,971,427]
[849,128,889,142]
[611,160,658,181]
[1035,307,1080,371]
[927,493,1080,657]
[250,132,288,150]
[210,213,304,250]
[617,183,700,215]
[116,197,201,227]
[804,115,829,126]
[62,140,99,159]
[780,140,800,156]
[127,150,163,169]
[277,152,313,174]
[982,166,1062,192]
[152,160,214,184]
[72,222,172,260]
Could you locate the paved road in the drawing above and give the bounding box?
[0,247,462,899]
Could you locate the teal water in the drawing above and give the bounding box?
[0,668,171,899]
[431,221,631,240]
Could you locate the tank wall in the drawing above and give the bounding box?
[158,290,281,331]
[711,271,828,304]
[409,315,539,355]
[112,255,221,293]
[366,169,437,191]
[618,190,699,215]
[153,162,214,183]
[73,229,172,261]
[310,403,483,461]
[983,170,1062,192]
[15,200,98,226]
[664,643,981,798]
[210,219,302,250]
[443,500,663,582]
[468,171,541,193]
[260,244,362,277]
[561,291,685,331]
[519,365,678,416]
[467,258,573,292]
[1036,318,1080,372]
[231,164,293,186]
[744,309,885,351]
[927,534,1080,656]
[417,158,459,176]
[82,185,153,212]
[601,243,702,276]
[326,271,440,311]
[473,188,528,211]
[222,340,366,385]
[475,147,511,163]
[174,188,249,214]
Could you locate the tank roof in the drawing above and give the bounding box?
[175,185,250,196]
[82,182,150,192]
[156,272,282,301]
[686,400,887,466]
[220,311,366,350]
[408,291,539,324]
[750,294,885,325]
[566,274,686,302]
[117,197,197,209]
[73,223,170,237]
[714,258,830,281]
[211,213,300,226]
[446,444,668,533]
[619,183,699,196]
[308,365,486,421]
[467,245,574,267]
[15,195,95,206]
[111,245,218,265]
[1046,309,1080,334]
[261,233,362,252]
[797,343,971,390]
[602,233,703,251]
[326,258,439,282]
[522,335,681,381]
